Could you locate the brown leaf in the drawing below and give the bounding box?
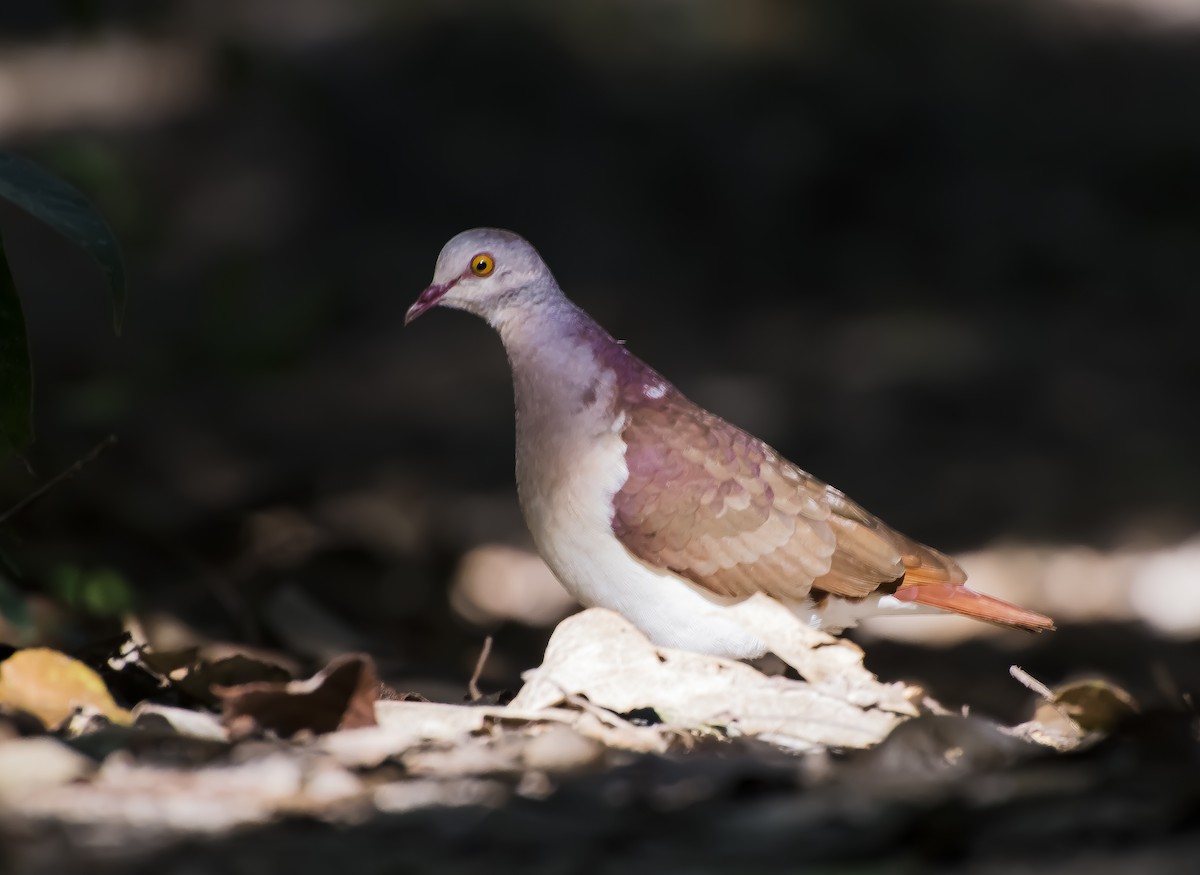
[135,645,201,678]
[173,653,295,706]
[0,648,131,730]
[215,653,379,739]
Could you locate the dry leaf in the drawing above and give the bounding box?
[1022,678,1139,750]
[1008,672,1139,751]
[1048,678,1138,733]
[131,702,230,742]
[166,653,296,706]
[519,724,605,773]
[0,737,95,800]
[321,700,504,768]
[0,648,131,729]
[509,608,916,751]
[321,699,663,769]
[373,778,508,814]
[215,652,379,739]
[726,594,919,712]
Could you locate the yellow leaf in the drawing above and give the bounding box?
[0,647,131,729]
[1051,678,1138,733]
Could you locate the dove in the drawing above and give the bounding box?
[406,228,1054,659]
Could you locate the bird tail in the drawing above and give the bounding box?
[893,572,1056,632]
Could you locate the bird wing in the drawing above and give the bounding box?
[610,388,958,601]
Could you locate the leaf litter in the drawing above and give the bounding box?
[0,605,1180,872]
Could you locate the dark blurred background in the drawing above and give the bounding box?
[1,0,1198,718]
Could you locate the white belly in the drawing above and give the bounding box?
[517,405,770,659]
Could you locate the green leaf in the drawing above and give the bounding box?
[49,564,135,617]
[80,567,135,616]
[0,236,33,451]
[0,151,127,333]
[49,564,84,606]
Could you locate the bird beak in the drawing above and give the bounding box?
[404,279,455,326]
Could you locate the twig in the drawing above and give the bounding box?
[562,691,628,729]
[0,434,117,525]
[1009,665,1055,701]
[467,635,494,702]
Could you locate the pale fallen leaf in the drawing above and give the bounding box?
[373,778,508,814]
[0,737,95,801]
[402,733,528,778]
[132,702,229,742]
[320,701,496,768]
[509,608,917,751]
[15,753,318,833]
[320,697,669,769]
[727,594,919,712]
[519,724,606,773]
[399,723,610,781]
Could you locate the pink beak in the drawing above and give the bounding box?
[405,279,457,325]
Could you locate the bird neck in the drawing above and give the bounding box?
[488,290,623,421]
[491,290,599,370]
[491,287,676,427]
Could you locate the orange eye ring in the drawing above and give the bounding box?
[470,253,495,277]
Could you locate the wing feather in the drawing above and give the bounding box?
[589,339,1049,628]
[609,379,942,602]
[589,331,969,603]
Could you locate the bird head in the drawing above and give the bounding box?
[406,228,553,326]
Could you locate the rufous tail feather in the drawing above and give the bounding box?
[893,578,1055,632]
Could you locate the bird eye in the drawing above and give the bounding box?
[469,253,495,277]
